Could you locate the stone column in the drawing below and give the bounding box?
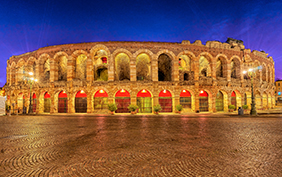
[194,84,199,113]
[172,56,179,82]
[67,56,74,81]
[131,95,137,105]
[130,56,136,81]
[211,58,216,79]
[86,57,93,82]
[50,59,55,83]
[87,93,92,113]
[151,56,158,81]
[226,63,231,82]
[108,55,114,81]
[68,91,75,113]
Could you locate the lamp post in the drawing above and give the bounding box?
[26,72,37,114]
[243,67,261,116]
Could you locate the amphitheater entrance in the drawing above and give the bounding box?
[115,89,130,113]
[262,92,267,109]
[216,91,224,111]
[17,93,24,113]
[44,92,51,113]
[159,90,172,112]
[94,90,108,110]
[58,91,68,113]
[180,90,191,109]
[231,91,237,109]
[32,93,36,113]
[75,90,87,113]
[137,89,152,113]
[199,90,208,112]
[255,91,261,109]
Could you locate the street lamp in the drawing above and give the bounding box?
[25,72,37,114]
[243,67,261,116]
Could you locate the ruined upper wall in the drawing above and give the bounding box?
[7,40,274,66]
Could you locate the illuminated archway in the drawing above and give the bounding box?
[262,92,267,108]
[94,90,108,110]
[75,90,87,113]
[180,90,191,109]
[199,90,208,112]
[255,91,261,109]
[58,91,68,113]
[17,93,24,113]
[159,90,172,112]
[231,91,237,109]
[44,92,51,113]
[216,91,224,111]
[158,54,172,81]
[115,89,130,113]
[137,89,152,113]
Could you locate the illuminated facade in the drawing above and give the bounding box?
[4,40,276,114]
[275,80,282,105]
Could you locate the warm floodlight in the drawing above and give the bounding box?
[243,71,247,74]
[248,68,253,72]
[29,72,33,75]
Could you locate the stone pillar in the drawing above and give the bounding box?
[193,59,199,81]
[152,57,158,81]
[174,94,180,111]
[67,56,74,81]
[87,93,92,113]
[130,57,136,81]
[50,59,55,83]
[87,57,93,82]
[108,55,114,81]
[68,91,75,113]
[50,92,55,114]
[211,58,217,79]
[226,63,231,82]
[36,63,40,83]
[211,93,216,112]
[194,82,199,112]
[172,56,179,82]
[131,95,137,105]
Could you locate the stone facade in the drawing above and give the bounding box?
[4,40,276,114]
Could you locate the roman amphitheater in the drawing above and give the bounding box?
[4,39,275,114]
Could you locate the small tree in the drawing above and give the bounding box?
[176,104,183,112]
[128,104,139,113]
[108,103,117,113]
[228,105,235,110]
[153,104,162,114]
[242,105,249,110]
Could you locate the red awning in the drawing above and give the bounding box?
[33,93,36,99]
[115,89,130,97]
[199,91,208,97]
[59,91,67,98]
[231,91,236,97]
[159,90,172,97]
[180,90,191,97]
[44,92,50,98]
[137,89,151,97]
[76,91,87,98]
[94,90,108,97]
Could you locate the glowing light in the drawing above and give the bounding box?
[29,72,33,76]
[200,90,204,93]
[163,90,166,93]
[31,78,34,81]
[182,90,186,92]
[248,68,253,72]
[121,89,125,92]
[81,90,84,93]
[35,79,38,82]
[142,89,146,93]
[243,71,247,74]
[99,89,104,93]
[278,92,281,96]
[63,91,66,93]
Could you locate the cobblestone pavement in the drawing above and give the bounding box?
[1,114,282,176]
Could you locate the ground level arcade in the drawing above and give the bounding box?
[7,84,275,114]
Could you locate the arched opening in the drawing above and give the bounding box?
[43,59,50,82]
[136,54,151,81]
[255,91,261,109]
[17,93,24,113]
[231,91,237,109]
[159,90,172,112]
[158,54,172,81]
[115,53,130,81]
[115,89,130,113]
[262,66,267,81]
[76,54,87,80]
[216,91,224,111]
[94,90,108,110]
[58,55,68,81]
[199,90,208,112]
[262,93,267,108]
[32,93,37,113]
[184,73,189,81]
[75,90,87,113]
[216,58,223,78]
[95,67,108,81]
[58,91,68,113]
[199,56,211,77]
[137,89,152,113]
[180,90,191,109]
[44,92,51,113]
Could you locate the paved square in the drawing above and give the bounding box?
[1,114,282,176]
